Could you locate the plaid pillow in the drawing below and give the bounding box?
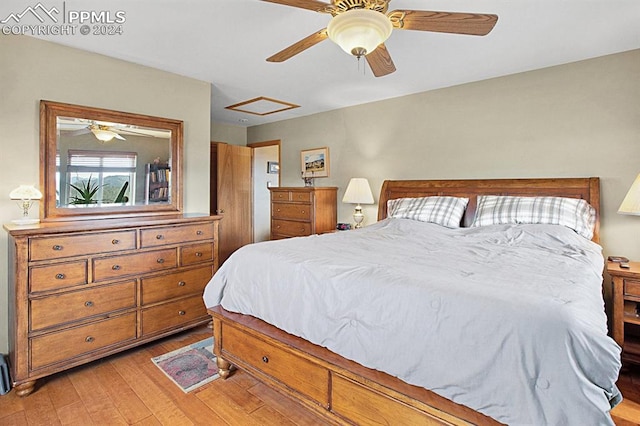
[471,195,597,239]
[387,196,469,228]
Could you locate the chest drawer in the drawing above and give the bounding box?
[30,260,88,293]
[272,203,312,221]
[141,295,208,336]
[181,242,214,266]
[30,313,137,370]
[222,323,329,406]
[30,231,136,261]
[624,279,640,298]
[93,249,177,282]
[141,265,214,305]
[140,222,215,248]
[271,219,311,237]
[271,190,312,203]
[30,280,136,331]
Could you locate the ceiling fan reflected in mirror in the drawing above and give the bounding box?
[57,118,158,143]
[263,0,498,77]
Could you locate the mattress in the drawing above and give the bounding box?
[204,218,621,425]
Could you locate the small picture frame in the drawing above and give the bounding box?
[267,161,279,174]
[300,147,329,178]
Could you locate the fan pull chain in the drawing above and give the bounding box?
[356,56,366,76]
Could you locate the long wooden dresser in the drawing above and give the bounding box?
[4,214,220,396]
[269,187,337,239]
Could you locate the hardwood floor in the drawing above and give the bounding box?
[1,325,639,425]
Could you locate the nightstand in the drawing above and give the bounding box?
[608,261,640,362]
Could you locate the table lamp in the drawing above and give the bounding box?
[342,178,374,228]
[619,174,640,216]
[9,185,42,225]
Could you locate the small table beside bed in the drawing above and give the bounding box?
[204,177,621,425]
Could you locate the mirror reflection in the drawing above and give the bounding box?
[56,117,172,208]
[41,100,183,221]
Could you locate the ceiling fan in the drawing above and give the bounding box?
[59,119,155,143]
[263,0,498,77]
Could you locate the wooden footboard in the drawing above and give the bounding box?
[209,306,502,426]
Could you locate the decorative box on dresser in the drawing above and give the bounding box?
[269,187,337,239]
[4,214,220,396]
[608,261,640,364]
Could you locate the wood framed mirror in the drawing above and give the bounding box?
[40,100,183,221]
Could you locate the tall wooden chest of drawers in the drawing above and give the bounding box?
[4,215,220,396]
[270,187,337,239]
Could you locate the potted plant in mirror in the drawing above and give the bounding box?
[69,175,102,205]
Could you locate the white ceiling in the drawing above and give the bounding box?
[9,0,640,127]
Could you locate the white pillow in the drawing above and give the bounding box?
[471,195,597,239]
[387,196,469,228]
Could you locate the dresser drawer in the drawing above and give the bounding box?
[140,223,215,248]
[181,242,214,266]
[271,190,313,203]
[141,265,213,305]
[222,323,329,406]
[30,313,137,370]
[271,219,311,237]
[272,203,312,221]
[30,231,136,261]
[625,279,640,298]
[30,281,136,331]
[93,249,177,282]
[141,295,208,336]
[30,260,88,293]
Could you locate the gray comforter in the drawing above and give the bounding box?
[203,218,621,425]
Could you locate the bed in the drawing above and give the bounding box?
[204,177,621,425]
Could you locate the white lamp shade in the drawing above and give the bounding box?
[327,9,392,57]
[619,174,640,215]
[9,185,42,200]
[342,178,374,205]
[91,128,117,142]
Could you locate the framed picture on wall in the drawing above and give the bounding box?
[267,161,279,174]
[300,147,329,178]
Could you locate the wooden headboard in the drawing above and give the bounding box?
[377,177,601,242]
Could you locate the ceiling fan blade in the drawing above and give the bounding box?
[389,10,498,36]
[267,29,328,62]
[114,133,126,140]
[366,44,396,77]
[261,0,329,12]
[66,128,91,136]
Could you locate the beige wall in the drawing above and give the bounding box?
[248,49,640,262]
[0,36,211,353]
[211,121,247,146]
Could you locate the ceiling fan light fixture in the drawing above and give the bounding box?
[327,9,392,58]
[91,128,117,142]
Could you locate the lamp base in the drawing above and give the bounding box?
[353,205,365,229]
[12,218,40,225]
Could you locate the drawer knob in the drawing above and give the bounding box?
[156,234,164,240]
[157,258,165,264]
[85,336,94,343]
[178,281,186,287]
[195,252,203,257]
[112,239,119,245]
[301,210,305,214]
[178,310,186,316]
[277,208,281,212]
[262,356,269,364]
[196,230,203,235]
[112,265,121,270]
[276,225,281,229]
[55,273,65,280]
[52,244,63,251]
[85,301,94,307]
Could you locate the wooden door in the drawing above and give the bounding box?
[210,142,253,264]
